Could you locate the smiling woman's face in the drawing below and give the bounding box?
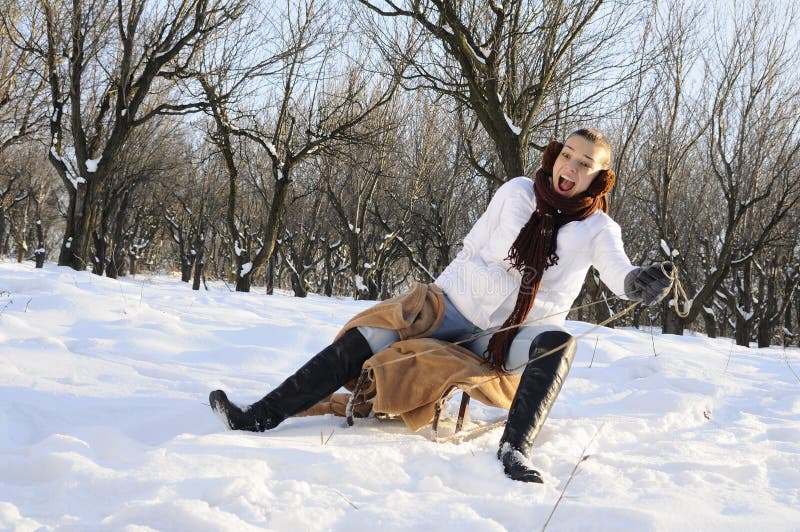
[551,135,610,197]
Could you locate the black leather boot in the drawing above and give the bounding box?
[498,330,577,483]
[209,328,373,432]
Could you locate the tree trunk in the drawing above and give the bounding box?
[34,218,45,268]
[756,321,772,348]
[235,274,252,292]
[129,247,138,276]
[631,305,642,329]
[58,180,95,271]
[181,253,194,283]
[756,266,781,348]
[266,253,275,295]
[734,262,754,347]
[323,244,336,297]
[234,250,252,292]
[495,136,525,180]
[57,187,79,268]
[572,285,588,322]
[192,257,205,290]
[584,271,612,327]
[106,254,118,278]
[367,270,381,301]
[663,310,686,335]
[290,271,308,297]
[15,241,27,263]
[0,213,8,257]
[107,241,127,278]
[701,308,718,338]
[92,231,106,275]
[785,301,794,347]
[796,296,800,346]
[192,232,206,291]
[735,316,751,347]
[192,258,205,290]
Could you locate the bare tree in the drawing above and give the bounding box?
[279,174,328,298]
[0,0,46,159]
[89,118,192,278]
[199,0,408,292]
[4,0,246,271]
[0,143,56,265]
[0,171,29,260]
[623,0,713,333]
[754,250,800,348]
[669,3,800,340]
[372,94,487,287]
[319,108,404,299]
[356,0,641,181]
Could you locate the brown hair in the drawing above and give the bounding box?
[569,127,612,168]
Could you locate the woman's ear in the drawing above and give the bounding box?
[541,141,563,173]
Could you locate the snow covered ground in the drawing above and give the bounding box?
[1,261,799,531]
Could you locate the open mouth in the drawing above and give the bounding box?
[558,175,576,193]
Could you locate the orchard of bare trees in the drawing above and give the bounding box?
[1,0,798,347]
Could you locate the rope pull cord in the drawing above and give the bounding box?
[349,266,694,441]
[663,262,691,318]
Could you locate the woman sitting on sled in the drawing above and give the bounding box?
[209,127,673,484]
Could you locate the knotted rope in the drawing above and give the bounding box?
[664,262,691,318]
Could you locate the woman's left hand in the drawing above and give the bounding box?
[624,262,674,305]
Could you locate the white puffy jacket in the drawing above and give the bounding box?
[435,176,637,329]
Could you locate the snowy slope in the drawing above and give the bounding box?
[1,261,799,531]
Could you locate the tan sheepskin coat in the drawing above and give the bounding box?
[298,283,520,431]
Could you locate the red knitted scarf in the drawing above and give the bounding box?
[485,141,616,371]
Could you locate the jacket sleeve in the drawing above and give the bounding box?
[590,217,638,299]
[476,179,534,267]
